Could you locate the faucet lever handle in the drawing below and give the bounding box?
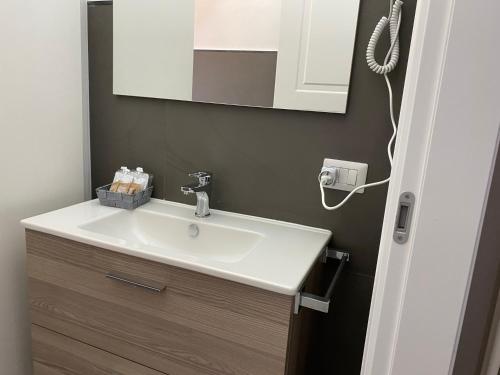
[188,171,212,186]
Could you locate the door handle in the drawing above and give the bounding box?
[393,192,415,244]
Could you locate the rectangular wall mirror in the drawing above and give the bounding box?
[113,0,360,114]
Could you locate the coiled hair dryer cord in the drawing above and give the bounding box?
[320,0,403,211]
[367,0,404,75]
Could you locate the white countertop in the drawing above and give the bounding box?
[21,199,332,295]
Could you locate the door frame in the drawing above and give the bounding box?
[81,0,92,200]
[361,0,500,373]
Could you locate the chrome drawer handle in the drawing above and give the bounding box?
[106,272,166,293]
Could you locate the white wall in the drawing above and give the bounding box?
[0,1,86,373]
[194,0,282,51]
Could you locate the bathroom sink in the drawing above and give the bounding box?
[79,210,262,263]
[21,199,331,295]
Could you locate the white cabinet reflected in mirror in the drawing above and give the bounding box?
[113,0,360,114]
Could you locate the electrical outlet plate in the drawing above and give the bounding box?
[322,158,368,193]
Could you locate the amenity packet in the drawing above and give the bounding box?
[128,167,149,194]
[110,166,132,193]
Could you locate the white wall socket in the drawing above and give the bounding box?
[322,158,368,193]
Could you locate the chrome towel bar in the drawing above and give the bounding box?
[294,248,349,314]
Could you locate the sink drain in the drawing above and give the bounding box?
[188,223,199,238]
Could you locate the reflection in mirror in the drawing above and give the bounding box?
[193,0,281,107]
[113,0,360,114]
[193,0,281,108]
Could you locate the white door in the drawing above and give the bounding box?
[113,0,195,100]
[273,0,360,113]
[361,0,500,373]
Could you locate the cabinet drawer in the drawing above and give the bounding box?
[27,230,294,375]
[32,324,163,375]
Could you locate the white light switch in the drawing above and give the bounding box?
[347,169,358,185]
[322,158,368,193]
[338,168,349,184]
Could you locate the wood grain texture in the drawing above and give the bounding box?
[285,261,324,375]
[32,324,164,375]
[27,230,295,375]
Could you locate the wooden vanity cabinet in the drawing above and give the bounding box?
[31,324,165,375]
[26,230,312,375]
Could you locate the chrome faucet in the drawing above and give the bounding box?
[180,171,212,218]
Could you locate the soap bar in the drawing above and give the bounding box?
[110,181,121,193]
[127,182,142,195]
[116,174,133,193]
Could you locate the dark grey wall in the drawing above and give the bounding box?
[453,145,500,375]
[88,2,416,373]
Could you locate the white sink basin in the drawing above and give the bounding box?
[21,199,331,295]
[79,210,263,263]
